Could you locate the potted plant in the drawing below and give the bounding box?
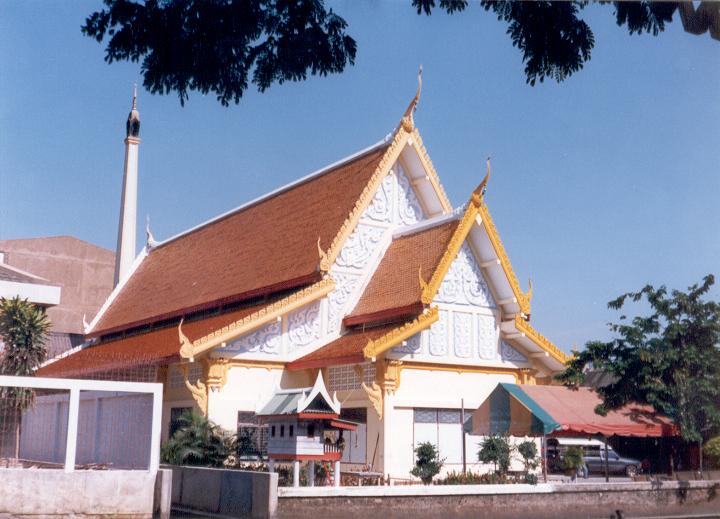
[411,442,444,484]
[563,446,585,481]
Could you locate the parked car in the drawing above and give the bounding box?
[547,438,642,477]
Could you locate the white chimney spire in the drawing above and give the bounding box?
[113,87,141,287]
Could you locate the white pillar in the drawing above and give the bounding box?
[308,460,315,487]
[382,390,395,482]
[64,387,80,472]
[334,460,341,487]
[293,460,300,487]
[268,459,275,473]
[114,92,141,287]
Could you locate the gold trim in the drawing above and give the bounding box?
[317,237,330,272]
[410,129,453,213]
[477,201,532,316]
[363,307,439,359]
[182,364,208,415]
[324,130,409,266]
[205,358,229,391]
[182,277,336,360]
[399,362,520,383]
[221,359,286,371]
[514,315,568,364]
[378,359,402,394]
[362,380,383,420]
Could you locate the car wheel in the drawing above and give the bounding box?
[626,465,637,477]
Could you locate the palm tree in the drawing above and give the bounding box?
[161,411,230,467]
[0,296,51,460]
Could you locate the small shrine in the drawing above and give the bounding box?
[257,372,357,487]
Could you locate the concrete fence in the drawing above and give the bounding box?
[276,480,720,519]
[166,465,278,519]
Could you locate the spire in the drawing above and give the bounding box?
[114,89,141,286]
[126,84,140,140]
[471,157,491,207]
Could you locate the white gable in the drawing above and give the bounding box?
[435,243,496,308]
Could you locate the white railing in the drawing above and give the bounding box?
[0,375,163,473]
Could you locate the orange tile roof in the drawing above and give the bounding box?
[287,324,399,371]
[345,219,460,326]
[92,145,389,336]
[38,302,270,378]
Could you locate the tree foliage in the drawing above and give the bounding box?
[84,1,719,106]
[478,435,512,475]
[82,0,356,106]
[414,1,717,86]
[161,410,230,467]
[0,297,51,410]
[562,445,585,472]
[411,441,444,484]
[557,275,720,446]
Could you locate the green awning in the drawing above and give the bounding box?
[471,383,560,436]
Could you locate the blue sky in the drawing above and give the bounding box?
[1,2,718,353]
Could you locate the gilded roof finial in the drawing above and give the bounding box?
[526,278,533,302]
[145,215,158,249]
[401,65,423,133]
[471,156,491,207]
[132,82,138,110]
[418,267,428,293]
[317,237,330,272]
[178,318,195,361]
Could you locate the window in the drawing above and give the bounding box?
[413,408,472,464]
[307,424,315,438]
[169,407,191,437]
[280,425,285,437]
[237,412,268,459]
[271,426,276,437]
[289,425,294,437]
[327,363,376,392]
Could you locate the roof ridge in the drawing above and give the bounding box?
[154,138,391,249]
[0,262,51,283]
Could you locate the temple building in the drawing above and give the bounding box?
[39,76,569,480]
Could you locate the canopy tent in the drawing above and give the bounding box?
[472,383,677,438]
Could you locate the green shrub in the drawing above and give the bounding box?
[161,411,230,467]
[410,442,444,484]
[704,437,720,468]
[478,435,512,476]
[436,470,510,485]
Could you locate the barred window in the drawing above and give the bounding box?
[237,412,268,459]
[327,363,376,392]
[168,364,203,389]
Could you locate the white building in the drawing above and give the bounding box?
[40,82,568,481]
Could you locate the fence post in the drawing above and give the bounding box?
[149,387,163,472]
[64,386,80,472]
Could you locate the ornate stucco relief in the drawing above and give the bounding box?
[326,271,362,335]
[395,163,424,225]
[226,320,281,355]
[364,171,394,224]
[500,341,528,363]
[453,312,473,358]
[477,313,499,360]
[429,310,449,356]
[435,243,495,308]
[287,301,321,350]
[334,223,386,271]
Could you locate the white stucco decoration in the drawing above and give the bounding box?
[287,301,321,349]
[477,313,499,360]
[335,223,386,271]
[453,312,473,358]
[429,310,449,356]
[226,320,281,354]
[396,163,425,225]
[501,341,528,363]
[326,271,362,335]
[436,243,496,308]
[364,171,394,223]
